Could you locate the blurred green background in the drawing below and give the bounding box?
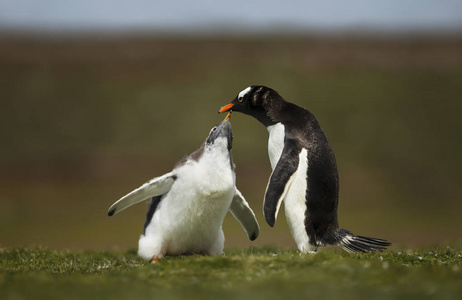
[1,35,461,250]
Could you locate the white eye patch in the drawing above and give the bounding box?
[238,86,252,99]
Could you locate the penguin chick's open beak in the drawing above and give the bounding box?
[222,112,232,123]
[218,103,234,113]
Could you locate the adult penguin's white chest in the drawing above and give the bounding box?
[267,122,312,252]
[267,123,286,169]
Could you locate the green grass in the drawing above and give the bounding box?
[1,246,461,299]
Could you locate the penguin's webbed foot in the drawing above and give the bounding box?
[150,256,162,264]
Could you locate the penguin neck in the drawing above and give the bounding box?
[202,147,234,174]
[243,109,276,127]
[254,96,286,127]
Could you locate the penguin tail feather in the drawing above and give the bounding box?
[337,229,391,253]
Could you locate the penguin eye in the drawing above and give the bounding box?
[238,96,243,102]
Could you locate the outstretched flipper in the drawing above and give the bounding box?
[108,172,176,216]
[229,188,260,241]
[264,138,301,227]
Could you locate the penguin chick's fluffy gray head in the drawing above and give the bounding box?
[217,86,283,127]
[206,117,233,151]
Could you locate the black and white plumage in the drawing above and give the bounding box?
[108,115,259,262]
[218,86,390,253]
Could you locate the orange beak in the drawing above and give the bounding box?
[218,103,234,113]
[222,112,232,123]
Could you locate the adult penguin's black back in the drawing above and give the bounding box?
[218,86,390,253]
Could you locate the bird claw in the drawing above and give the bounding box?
[150,256,161,264]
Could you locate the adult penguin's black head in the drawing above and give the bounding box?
[218,86,283,127]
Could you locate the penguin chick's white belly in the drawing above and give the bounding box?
[267,123,314,253]
[140,151,235,259]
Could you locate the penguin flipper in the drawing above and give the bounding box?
[264,139,300,227]
[108,172,176,216]
[229,188,260,241]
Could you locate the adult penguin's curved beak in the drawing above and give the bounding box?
[218,103,234,113]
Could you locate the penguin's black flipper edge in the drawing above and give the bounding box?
[264,139,301,227]
[143,194,165,235]
[108,172,177,216]
[229,188,260,241]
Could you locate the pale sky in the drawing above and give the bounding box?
[1,0,461,32]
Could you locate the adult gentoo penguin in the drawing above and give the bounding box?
[108,113,259,263]
[218,86,390,253]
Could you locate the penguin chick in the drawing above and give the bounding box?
[108,113,259,262]
[218,86,390,254]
